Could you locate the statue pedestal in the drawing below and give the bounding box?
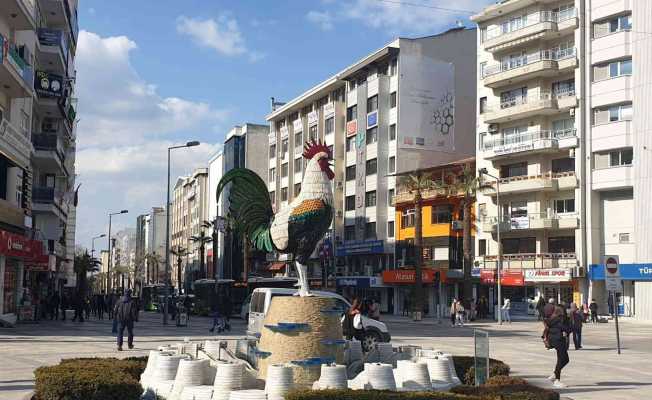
[257,296,344,388]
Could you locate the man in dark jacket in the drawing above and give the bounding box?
[114,289,139,351]
[543,298,557,319]
[589,299,598,323]
[96,294,106,320]
[50,292,61,320]
[536,296,546,321]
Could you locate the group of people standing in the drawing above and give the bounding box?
[449,297,491,326]
[39,291,120,322]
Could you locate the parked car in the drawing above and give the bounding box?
[246,288,391,351]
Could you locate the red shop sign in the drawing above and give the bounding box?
[382,268,446,284]
[346,120,358,137]
[501,270,525,286]
[0,230,44,259]
[480,269,496,284]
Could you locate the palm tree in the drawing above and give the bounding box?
[448,165,479,300]
[170,245,188,294]
[190,231,212,279]
[74,250,101,298]
[145,253,162,284]
[399,171,434,320]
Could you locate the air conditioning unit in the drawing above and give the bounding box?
[452,220,463,230]
[488,124,498,133]
[574,266,585,277]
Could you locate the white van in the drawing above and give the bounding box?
[246,288,391,351]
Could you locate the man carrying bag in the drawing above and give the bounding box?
[114,289,139,351]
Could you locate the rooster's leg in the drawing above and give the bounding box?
[293,260,313,297]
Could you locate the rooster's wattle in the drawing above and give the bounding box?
[216,140,335,296]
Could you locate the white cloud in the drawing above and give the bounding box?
[306,10,334,31]
[176,15,262,61]
[74,30,229,249]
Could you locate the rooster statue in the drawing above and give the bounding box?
[216,140,334,296]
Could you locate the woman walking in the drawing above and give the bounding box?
[449,299,457,327]
[501,298,512,324]
[570,303,583,349]
[544,306,572,388]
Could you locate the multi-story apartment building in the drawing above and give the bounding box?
[472,0,652,320]
[170,168,208,291]
[1,0,79,325]
[136,207,166,284]
[267,27,477,312]
[207,151,224,279]
[219,124,269,281]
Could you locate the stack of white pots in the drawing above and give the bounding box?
[313,364,347,390]
[229,389,268,400]
[153,380,175,399]
[419,354,455,390]
[212,362,244,400]
[395,360,431,391]
[365,363,396,391]
[204,340,222,357]
[440,353,461,385]
[172,359,210,399]
[265,364,294,400]
[141,350,164,389]
[376,343,395,365]
[153,354,187,382]
[180,385,214,400]
[348,340,363,362]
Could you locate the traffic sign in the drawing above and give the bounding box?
[603,255,622,292]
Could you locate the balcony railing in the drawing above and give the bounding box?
[476,253,577,269]
[32,186,61,203]
[483,47,576,78]
[481,129,576,151]
[485,8,577,42]
[4,39,35,90]
[37,28,69,61]
[481,212,579,231]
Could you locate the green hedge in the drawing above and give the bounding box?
[452,356,510,385]
[34,357,147,400]
[286,390,479,400]
[451,376,559,400]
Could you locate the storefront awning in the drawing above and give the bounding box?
[267,262,286,272]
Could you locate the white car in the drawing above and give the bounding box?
[246,288,391,351]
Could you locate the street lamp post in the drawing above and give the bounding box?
[479,168,502,324]
[164,141,200,325]
[91,233,106,261]
[107,210,128,293]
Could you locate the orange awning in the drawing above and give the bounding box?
[268,262,286,272]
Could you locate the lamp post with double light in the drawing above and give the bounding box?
[478,168,503,324]
[91,233,106,261]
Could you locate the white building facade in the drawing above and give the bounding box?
[136,207,166,285]
[472,0,652,320]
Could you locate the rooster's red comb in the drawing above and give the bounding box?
[302,139,331,160]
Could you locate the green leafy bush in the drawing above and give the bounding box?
[451,376,559,400]
[34,357,146,400]
[452,356,510,385]
[286,389,479,400]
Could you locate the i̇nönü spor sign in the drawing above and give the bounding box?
[524,268,571,282]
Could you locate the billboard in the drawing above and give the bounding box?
[398,46,455,152]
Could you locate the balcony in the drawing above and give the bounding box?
[474,253,578,270]
[483,9,578,53]
[592,165,633,191]
[0,199,26,229]
[472,0,565,23]
[0,118,33,169]
[481,172,577,196]
[32,186,68,220]
[483,91,577,124]
[481,213,579,233]
[37,29,68,74]
[0,36,35,98]
[591,30,631,65]
[482,48,577,88]
[391,187,465,206]
[4,0,37,30]
[481,129,577,159]
[32,133,68,174]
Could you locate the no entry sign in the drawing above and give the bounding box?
[603,255,621,292]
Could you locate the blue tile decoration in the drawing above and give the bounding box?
[264,322,310,333]
[290,357,335,367]
[254,349,272,359]
[320,339,347,346]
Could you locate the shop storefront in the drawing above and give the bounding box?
[524,268,573,306]
[335,276,390,313]
[336,240,394,277]
[382,268,447,316]
[589,263,652,320]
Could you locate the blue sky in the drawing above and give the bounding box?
[75,0,493,250]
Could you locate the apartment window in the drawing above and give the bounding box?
[432,205,453,224]
[269,144,276,158]
[281,163,288,177]
[474,240,485,257]
[503,201,527,218]
[294,158,302,174]
[390,92,397,108]
[294,183,301,197]
[389,58,398,76]
[345,195,355,211]
[346,136,355,152]
[366,127,378,145]
[552,118,575,137]
[268,191,275,204]
[401,209,415,228]
[480,27,487,43]
[502,237,536,254]
[294,132,302,148]
[269,168,276,182]
[281,138,289,157]
[610,59,632,77]
[554,198,575,214]
[552,157,575,173]
[281,187,288,202]
[344,226,356,241]
[348,80,357,92]
[367,95,378,112]
[552,79,575,98]
[478,203,487,218]
[346,165,356,181]
[365,190,377,207]
[479,62,487,78]
[549,236,575,253]
[388,188,394,203]
[619,233,630,243]
[365,222,376,239]
[309,124,318,141]
[500,162,527,178]
[366,158,377,175]
[325,117,334,135]
[387,221,395,238]
[502,126,527,143]
[347,105,357,122]
[479,97,487,114]
[388,156,396,173]
[389,124,396,140]
[609,148,633,167]
[500,87,527,106]
[609,14,632,33]
[594,103,632,124]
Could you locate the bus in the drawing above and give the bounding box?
[141,284,171,311]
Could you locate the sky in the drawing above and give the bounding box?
[75,0,494,250]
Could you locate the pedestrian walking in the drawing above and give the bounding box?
[403,296,410,317]
[107,292,116,319]
[60,293,69,321]
[607,294,614,316]
[536,296,546,321]
[97,294,106,320]
[569,303,583,349]
[501,298,512,323]
[543,305,572,388]
[71,292,85,322]
[449,299,457,327]
[455,300,465,327]
[50,292,61,320]
[343,297,363,341]
[470,299,477,322]
[209,294,225,333]
[114,289,139,351]
[543,298,556,319]
[589,299,598,323]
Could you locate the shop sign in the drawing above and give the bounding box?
[480,270,495,284]
[335,240,384,256]
[510,216,529,230]
[367,111,378,128]
[472,268,481,278]
[500,270,524,286]
[589,263,652,281]
[524,268,571,282]
[0,230,44,259]
[35,71,63,98]
[336,277,371,288]
[382,268,445,284]
[346,120,358,137]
